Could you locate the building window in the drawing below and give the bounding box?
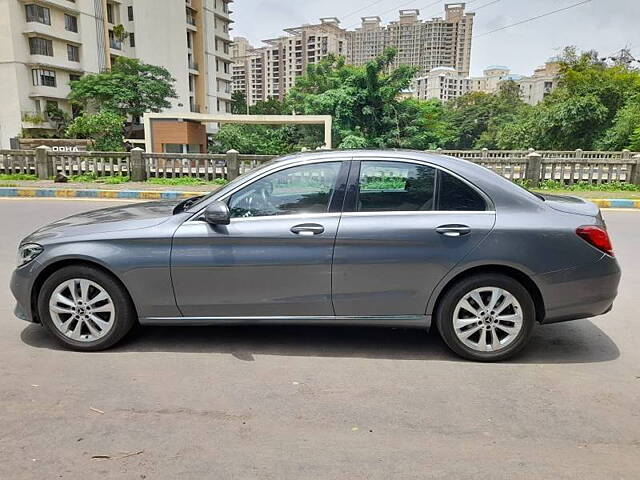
[65,14,78,32]
[129,32,135,47]
[25,4,51,25]
[32,69,57,87]
[108,30,122,50]
[69,74,81,83]
[67,44,80,62]
[106,3,114,24]
[127,6,134,21]
[29,37,53,56]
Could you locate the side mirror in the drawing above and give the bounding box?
[203,201,231,225]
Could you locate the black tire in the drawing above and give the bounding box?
[37,265,137,351]
[436,273,536,362]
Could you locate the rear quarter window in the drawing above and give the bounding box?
[437,171,487,211]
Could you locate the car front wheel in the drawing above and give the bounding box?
[37,265,137,351]
[436,273,536,362]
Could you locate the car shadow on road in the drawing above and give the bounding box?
[21,318,619,364]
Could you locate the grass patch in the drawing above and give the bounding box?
[0,173,37,181]
[534,189,640,199]
[146,177,228,187]
[69,174,130,184]
[513,179,640,199]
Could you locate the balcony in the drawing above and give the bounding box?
[27,54,83,74]
[109,38,123,50]
[21,111,55,130]
[19,0,79,14]
[23,24,80,44]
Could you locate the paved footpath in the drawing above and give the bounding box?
[0,199,639,479]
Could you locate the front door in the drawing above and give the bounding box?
[332,159,496,316]
[171,160,349,318]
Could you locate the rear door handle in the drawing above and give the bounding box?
[436,224,471,237]
[291,223,325,236]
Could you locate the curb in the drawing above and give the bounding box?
[589,199,640,209]
[0,187,203,200]
[0,187,638,208]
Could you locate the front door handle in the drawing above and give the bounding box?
[436,224,471,237]
[291,223,325,236]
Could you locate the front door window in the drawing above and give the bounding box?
[228,162,342,218]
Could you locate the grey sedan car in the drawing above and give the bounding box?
[11,150,620,361]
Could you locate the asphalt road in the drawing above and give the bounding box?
[1,199,639,480]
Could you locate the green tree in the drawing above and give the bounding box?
[483,47,640,150]
[45,103,71,138]
[231,91,248,114]
[66,111,126,151]
[69,57,177,135]
[250,97,290,115]
[443,81,529,149]
[288,48,452,149]
[597,95,640,150]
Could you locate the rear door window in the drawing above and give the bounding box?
[357,161,436,212]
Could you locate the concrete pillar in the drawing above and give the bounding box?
[630,154,640,186]
[526,151,542,188]
[323,117,332,149]
[129,147,146,182]
[226,149,239,181]
[35,145,53,180]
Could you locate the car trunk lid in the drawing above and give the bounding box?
[539,193,601,218]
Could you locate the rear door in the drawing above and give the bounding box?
[332,159,496,317]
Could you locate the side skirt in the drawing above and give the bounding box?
[140,315,431,329]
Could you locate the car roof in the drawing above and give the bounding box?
[274,149,463,166]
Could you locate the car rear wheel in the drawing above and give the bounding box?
[37,265,137,351]
[436,273,535,362]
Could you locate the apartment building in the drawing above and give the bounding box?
[416,62,560,104]
[346,16,386,65]
[415,67,472,101]
[518,61,560,105]
[347,4,474,76]
[469,66,513,93]
[0,0,234,150]
[231,18,347,106]
[231,36,267,108]
[231,3,474,106]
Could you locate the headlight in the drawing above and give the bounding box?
[17,243,43,267]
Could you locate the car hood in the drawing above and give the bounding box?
[540,193,601,217]
[24,200,180,244]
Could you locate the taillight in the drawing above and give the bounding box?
[576,225,614,257]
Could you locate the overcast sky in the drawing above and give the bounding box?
[232,0,640,76]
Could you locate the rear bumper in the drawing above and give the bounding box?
[536,255,621,324]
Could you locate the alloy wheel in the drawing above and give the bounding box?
[48,278,115,342]
[452,286,523,353]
